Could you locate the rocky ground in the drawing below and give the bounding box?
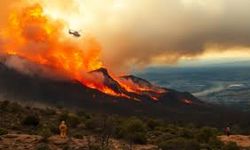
[0,134,158,150]
[218,135,250,148]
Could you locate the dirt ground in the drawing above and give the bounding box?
[0,134,158,150]
[218,135,250,148]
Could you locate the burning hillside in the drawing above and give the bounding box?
[0,4,168,101]
[0,59,206,116]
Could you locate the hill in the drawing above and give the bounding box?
[0,100,247,150]
[0,60,249,126]
[0,58,249,126]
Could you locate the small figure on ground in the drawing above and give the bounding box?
[59,120,68,138]
[224,126,231,137]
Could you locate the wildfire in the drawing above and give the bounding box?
[117,77,167,100]
[0,3,164,100]
[1,4,110,92]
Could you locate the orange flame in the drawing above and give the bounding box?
[117,78,166,100]
[0,4,119,94]
[0,4,164,100]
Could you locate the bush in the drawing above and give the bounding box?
[43,108,56,116]
[0,100,10,112]
[62,145,70,150]
[122,117,147,144]
[9,102,23,113]
[76,110,91,119]
[73,133,83,139]
[85,118,100,130]
[67,115,81,128]
[196,127,217,143]
[37,126,52,139]
[22,115,40,127]
[178,128,194,139]
[159,138,200,150]
[146,119,161,130]
[222,142,240,150]
[88,144,102,150]
[129,132,147,144]
[59,112,81,128]
[0,128,8,135]
[36,143,51,150]
[208,137,224,149]
[59,112,69,122]
[49,124,59,134]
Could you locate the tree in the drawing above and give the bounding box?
[121,117,147,149]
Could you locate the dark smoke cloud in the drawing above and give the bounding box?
[1,0,250,73]
[73,0,250,72]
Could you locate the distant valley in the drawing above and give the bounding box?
[137,65,250,111]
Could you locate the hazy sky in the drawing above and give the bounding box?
[1,0,250,72]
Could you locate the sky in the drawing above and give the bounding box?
[0,0,250,72]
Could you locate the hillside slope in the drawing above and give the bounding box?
[0,61,248,125]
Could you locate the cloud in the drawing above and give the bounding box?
[88,0,250,71]
[1,0,250,73]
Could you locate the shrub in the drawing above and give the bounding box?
[178,128,194,139]
[222,142,240,150]
[67,115,81,128]
[37,126,52,139]
[49,124,59,134]
[129,132,147,144]
[122,117,147,144]
[146,119,161,130]
[196,127,218,143]
[36,143,51,150]
[9,102,23,113]
[22,115,40,127]
[85,118,101,131]
[76,110,91,119]
[159,138,200,150]
[208,137,224,149]
[59,112,81,128]
[0,100,10,112]
[43,108,56,116]
[73,133,83,139]
[59,112,69,122]
[0,128,8,135]
[62,145,70,150]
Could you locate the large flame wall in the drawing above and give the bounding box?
[0,3,165,100]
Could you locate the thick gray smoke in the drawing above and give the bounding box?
[92,0,250,71]
[1,0,250,73]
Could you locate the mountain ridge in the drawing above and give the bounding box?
[0,58,248,125]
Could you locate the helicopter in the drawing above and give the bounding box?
[68,29,81,37]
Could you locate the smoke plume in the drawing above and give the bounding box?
[1,0,250,73]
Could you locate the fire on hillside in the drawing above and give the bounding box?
[0,4,166,101]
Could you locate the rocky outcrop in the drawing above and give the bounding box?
[0,134,43,150]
